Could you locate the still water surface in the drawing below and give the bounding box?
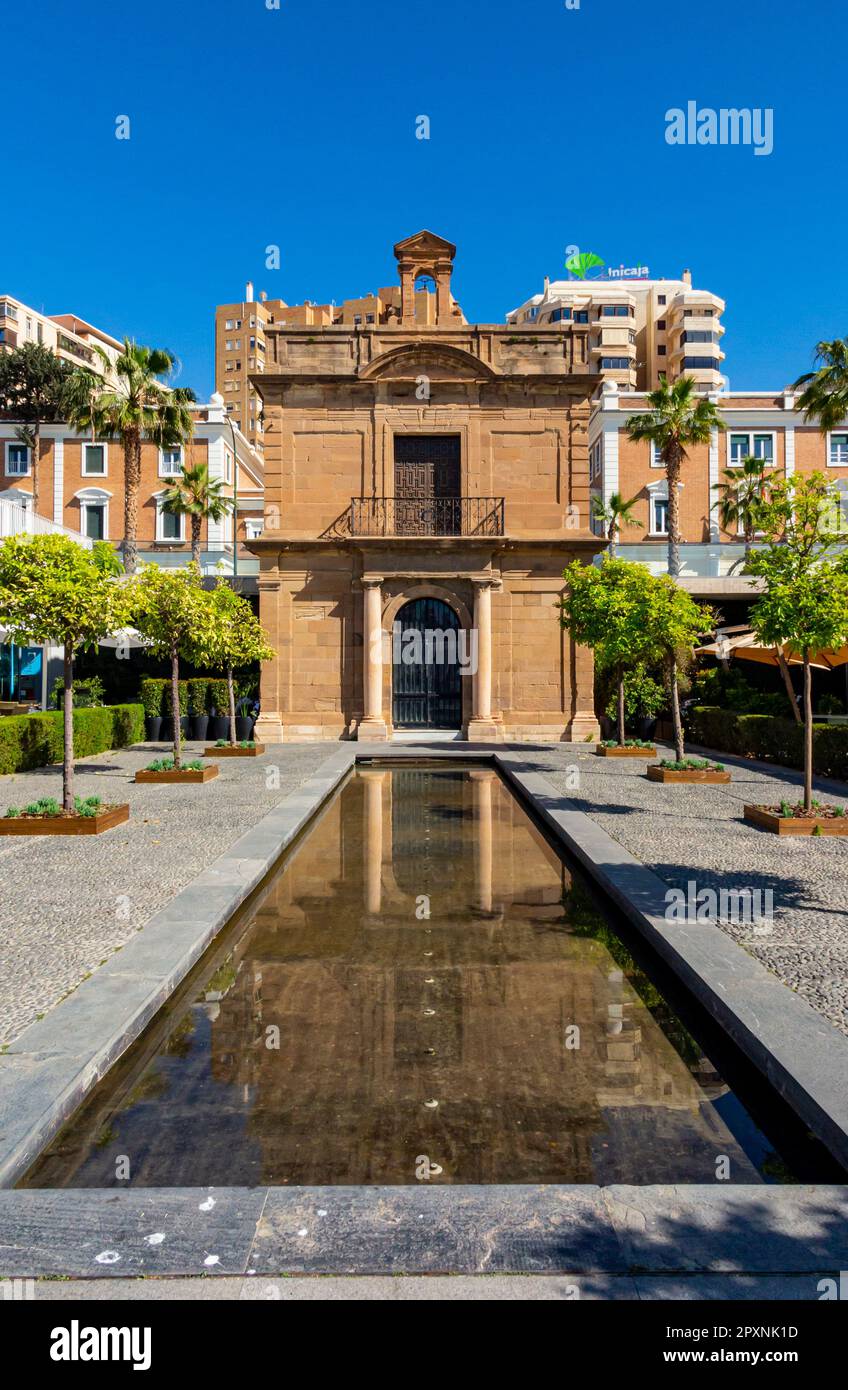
[24,766,796,1187]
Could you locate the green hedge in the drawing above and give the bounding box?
[687,705,848,780]
[139,677,234,718]
[0,704,144,774]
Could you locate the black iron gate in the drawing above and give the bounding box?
[392,597,462,729]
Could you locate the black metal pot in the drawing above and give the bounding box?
[191,714,210,741]
[235,716,254,741]
[145,716,163,741]
[208,715,230,741]
[161,715,190,741]
[599,714,613,739]
[637,716,658,741]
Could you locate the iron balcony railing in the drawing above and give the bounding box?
[350,496,505,537]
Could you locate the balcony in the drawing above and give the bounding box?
[350,496,505,537]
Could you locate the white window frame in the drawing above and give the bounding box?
[827,431,848,467]
[728,430,776,468]
[75,487,111,542]
[647,481,670,537]
[5,442,31,477]
[155,494,185,543]
[650,441,665,469]
[158,444,184,478]
[224,449,233,484]
[244,517,265,540]
[81,441,108,478]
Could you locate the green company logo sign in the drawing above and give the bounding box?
[565,249,650,281]
[565,250,605,280]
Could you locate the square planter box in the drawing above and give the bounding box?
[203,744,266,758]
[0,804,130,836]
[596,745,657,758]
[743,804,848,836]
[135,766,219,784]
[647,766,731,784]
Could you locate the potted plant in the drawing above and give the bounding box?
[742,473,848,833]
[0,533,132,833]
[189,678,210,742]
[130,563,219,784]
[140,677,165,741]
[207,678,230,741]
[52,674,105,709]
[561,557,660,757]
[161,678,190,742]
[194,581,274,755]
[604,665,665,743]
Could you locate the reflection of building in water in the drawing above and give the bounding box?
[203,769,759,1186]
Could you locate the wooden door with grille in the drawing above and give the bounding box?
[393,435,461,535]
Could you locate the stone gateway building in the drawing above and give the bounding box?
[251,232,603,744]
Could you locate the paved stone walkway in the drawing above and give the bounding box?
[0,743,330,1045]
[2,739,846,1047]
[534,744,848,1039]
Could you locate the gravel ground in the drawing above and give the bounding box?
[2,738,846,1049]
[532,744,848,1039]
[0,742,331,1045]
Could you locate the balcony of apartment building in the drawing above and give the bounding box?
[0,299,19,351]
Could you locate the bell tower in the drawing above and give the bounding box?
[393,230,457,326]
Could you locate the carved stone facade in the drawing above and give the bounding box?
[250,231,603,743]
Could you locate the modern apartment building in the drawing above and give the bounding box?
[507,272,726,394]
[214,273,461,452]
[0,294,123,380]
[587,380,848,590]
[0,395,264,573]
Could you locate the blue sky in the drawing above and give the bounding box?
[2,0,843,397]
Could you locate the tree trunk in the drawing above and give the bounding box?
[777,649,802,724]
[124,428,141,574]
[63,645,74,813]
[191,514,201,567]
[171,647,182,770]
[32,421,40,516]
[227,665,237,746]
[666,451,682,578]
[669,654,685,761]
[617,673,626,745]
[803,651,813,814]
[608,521,616,559]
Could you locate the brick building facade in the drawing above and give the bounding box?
[250,231,603,744]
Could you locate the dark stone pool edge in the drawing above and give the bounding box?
[0,1184,846,1280]
[0,746,358,1190]
[0,741,846,1282]
[494,751,848,1172]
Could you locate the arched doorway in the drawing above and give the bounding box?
[392,597,462,729]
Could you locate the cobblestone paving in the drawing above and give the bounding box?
[532,744,848,1039]
[0,743,331,1045]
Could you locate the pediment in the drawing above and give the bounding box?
[358,343,497,383]
[393,229,457,260]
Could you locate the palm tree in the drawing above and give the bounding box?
[162,460,233,567]
[65,340,195,573]
[591,491,641,557]
[714,453,774,561]
[794,338,848,430]
[626,375,725,577]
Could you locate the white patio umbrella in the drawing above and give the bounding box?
[96,627,150,650]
